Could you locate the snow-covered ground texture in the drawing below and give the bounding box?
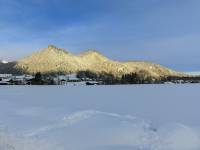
[0,85,200,150]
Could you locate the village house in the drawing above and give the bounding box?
[0,74,12,85]
[66,73,80,82]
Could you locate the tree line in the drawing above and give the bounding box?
[76,70,160,84]
[26,71,200,85]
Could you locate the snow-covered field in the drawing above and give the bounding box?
[0,85,200,150]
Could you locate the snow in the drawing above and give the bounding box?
[0,60,8,64]
[187,72,200,76]
[0,74,12,78]
[0,85,200,150]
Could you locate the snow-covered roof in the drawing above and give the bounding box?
[24,75,34,80]
[0,74,12,78]
[0,81,10,85]
[67,73,79,80]
[14,75,25,81]
[58,75,67,80]
[15,75,25,79]
[1,78,11,82]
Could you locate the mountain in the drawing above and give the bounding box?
[0,45,184,79]
[0,60,8,64]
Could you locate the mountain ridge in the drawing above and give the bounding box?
[0,45,185,79]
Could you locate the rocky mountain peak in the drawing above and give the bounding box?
[44,45,69,54]
[79,50,108,61]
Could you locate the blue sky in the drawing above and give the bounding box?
[0,0,200,71]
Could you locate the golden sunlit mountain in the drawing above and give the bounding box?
[0,45,184,79]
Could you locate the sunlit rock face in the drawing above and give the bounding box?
[2,45,183,78]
